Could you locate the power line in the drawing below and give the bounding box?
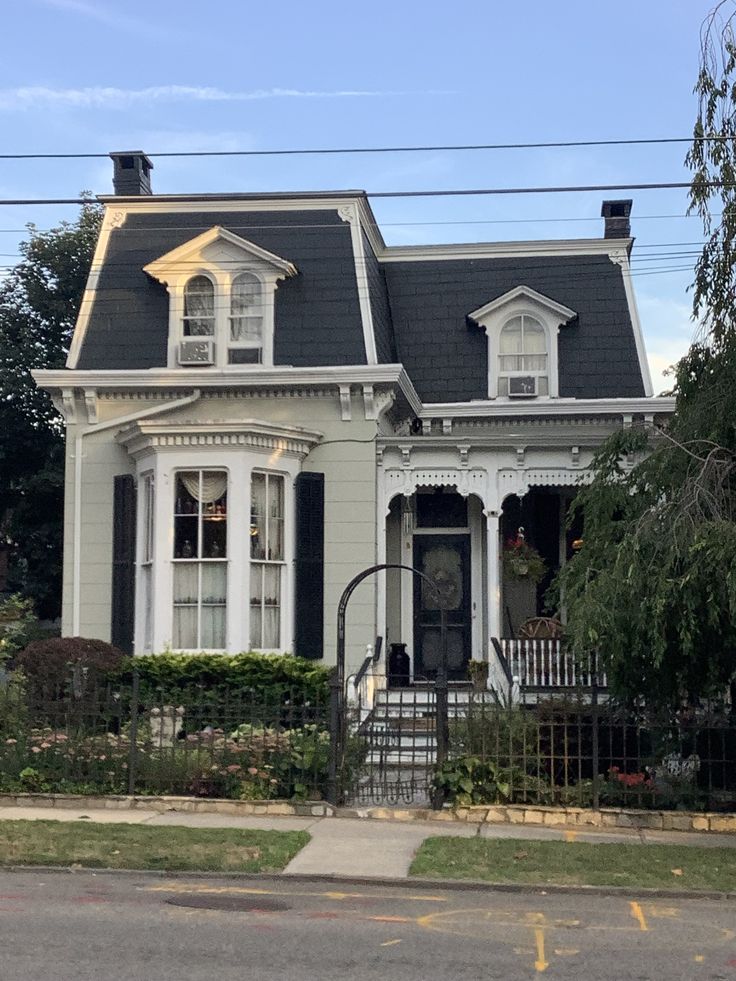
[0,181,712,207]
[0,135,727,161]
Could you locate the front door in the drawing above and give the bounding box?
[413,535,471,682]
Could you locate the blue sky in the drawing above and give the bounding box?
[0,0,722,392]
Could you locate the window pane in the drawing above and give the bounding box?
[173,606,197,650]
[231,273,260,315]
[521,354,547,372]
[499,317,523,353]
[537,375,549,396]
[522,317,546,354]
[201,563,227,605]
[251,473,267,559]
[174,563,199,604]
[184,276,214,317]
[230,315,263,343]
[200,605,226,649]
[229,348,262,365]
[267,477,284,561]
[263,565,281,648]
[498,376,509,396]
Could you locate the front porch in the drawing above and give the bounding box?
[377,482,599,702]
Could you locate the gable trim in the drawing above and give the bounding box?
[468,285,577,324]
[143,225,297,281]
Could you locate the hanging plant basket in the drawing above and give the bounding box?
[503,534,546,585]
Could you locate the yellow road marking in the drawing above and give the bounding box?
[534,928,549,972]
[554,948,580,956]
[564,830,578,842]
[694,954,705,963]
[380,939,402,947]
[369,915,412,923]
[629,901,648,932]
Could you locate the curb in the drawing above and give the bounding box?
[2,863,735,902]
[2,793,736,835]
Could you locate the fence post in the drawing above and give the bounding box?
[327,671,341,806]
[591,677,600,811]
[127,668,140,796]
[432,608,450,810]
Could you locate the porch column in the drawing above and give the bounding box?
[486,510,501,642]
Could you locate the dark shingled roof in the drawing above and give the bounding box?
[76,209,368,370]
[382,254,645,402]
[75,204,645,402]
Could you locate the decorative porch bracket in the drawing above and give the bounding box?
[327,563,449,808]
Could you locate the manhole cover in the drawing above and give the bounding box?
[166,895,290,913]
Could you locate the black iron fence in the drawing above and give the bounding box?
[438,692,736,812]
[0,671,330,801]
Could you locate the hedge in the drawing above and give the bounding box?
[113,652,333,709]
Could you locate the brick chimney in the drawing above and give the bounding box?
[110,151,153,195]
[601,199,632,238]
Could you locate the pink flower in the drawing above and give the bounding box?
[5,739,17,745]
[225,765,241,774]
[247,767,258,776]
[30,746,41,754]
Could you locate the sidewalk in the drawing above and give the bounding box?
[1,804,735,879]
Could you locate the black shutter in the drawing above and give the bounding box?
[294,472,324,659]
[111,474,136,654]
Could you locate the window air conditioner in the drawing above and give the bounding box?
[178,339,215,366]
[508,375,538,397]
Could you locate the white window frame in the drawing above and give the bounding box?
[468,285,577,400]
[138,471,155,652]
[497,314,549,397]
[249,470,287,652]
[143,226,297,371]
[171,468,229,652]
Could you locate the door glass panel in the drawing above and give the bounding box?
[420,545,463,611]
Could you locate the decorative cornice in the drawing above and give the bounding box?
[34,364,423,419]
[116,418,323,460]
[143,225,298,282]
[420,396,675,420]
[380,237,633,263]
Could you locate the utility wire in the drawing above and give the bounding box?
[0,135,729,161]
[0,180,721,206]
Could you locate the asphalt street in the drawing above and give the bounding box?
[0,870,735,980]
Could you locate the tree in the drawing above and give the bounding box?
[0,202,102,618]
[557,3,736,709]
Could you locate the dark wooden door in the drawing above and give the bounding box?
[413,534,471,682]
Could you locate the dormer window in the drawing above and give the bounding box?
[468,285,576,400]
[498,315,549,397]
[183,275,215,336]
[229,272,264,364]
[144,226,297,370]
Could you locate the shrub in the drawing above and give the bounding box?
[0,595,40,664]
[17,636,125,701]
[114,652,332,712]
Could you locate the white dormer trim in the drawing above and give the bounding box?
[468,285,577,400]
[143,226,298,370]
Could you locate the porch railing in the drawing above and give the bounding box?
[497,638,608,690]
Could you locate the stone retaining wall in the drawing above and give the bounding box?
[1,793,734,833]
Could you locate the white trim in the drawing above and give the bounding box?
[338,202,378,364]
[143,225,297,280]
[616,252,654,397]
[66,207,117,369]
[379,237,633,262]
[468,285,576,324]
[33,364,424,417]
[420,396,675,419]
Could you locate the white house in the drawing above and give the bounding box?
[35,152,674,691]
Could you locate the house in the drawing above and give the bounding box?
[34,151,674,695]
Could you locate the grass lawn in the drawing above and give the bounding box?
[0,820,309,873]
[410,837,736,892]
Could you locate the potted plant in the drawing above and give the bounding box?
[503,529,546,585]
[467,659,489,692]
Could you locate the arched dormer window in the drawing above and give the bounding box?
[229,272,264,364]
[143,226,297,370]
[498,314,549,397]
[183,275,215,336]
[468,286,577,400]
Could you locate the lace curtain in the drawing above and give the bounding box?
[178,471,227,504]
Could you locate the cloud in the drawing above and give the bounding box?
[0,85,441,112]
[36,0,171,37]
